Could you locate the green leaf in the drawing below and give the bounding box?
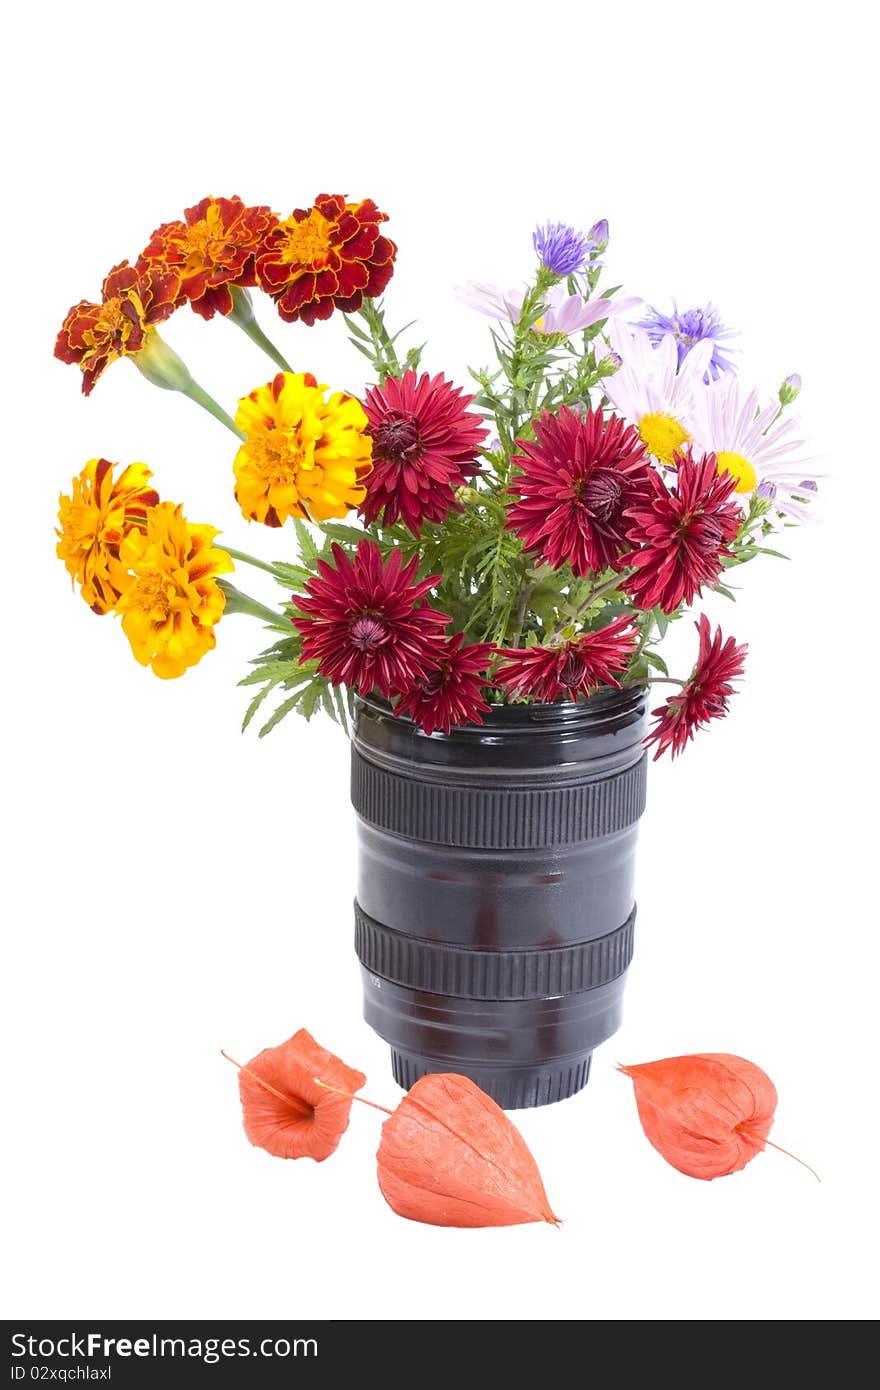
[298,681,324,721]
[343,313,371,342]
[293,518,319,568]
[258,691,306,738]
[320,522,368,546]
[349,338,380,362]
[241,680,278,732]
[644,651,669,675]
[268,561,313,588]
[238,663,308,688]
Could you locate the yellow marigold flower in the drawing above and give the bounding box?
[233,371,372,526]
[116,502,232,679]
[56,458,160,614]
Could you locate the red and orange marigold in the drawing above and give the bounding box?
[256,194,396,325]
[139,195,277,320]
[55,261,180,395]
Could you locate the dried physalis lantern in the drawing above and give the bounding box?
[620,1052,818,1182]
[223,1028,366,1162]
[375,1073,559,1227]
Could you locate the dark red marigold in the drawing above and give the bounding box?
[395,633,494,734]
[139,195,277,320]
[256,193,396,326]
[54,261,180,395]
[361,371,488,535]
[494,616,638,703]
[623,450,741,614]
[292,540,448,697]
[645,614,748,759]
[506,406,651,577]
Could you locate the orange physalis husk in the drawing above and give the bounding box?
[225,1029,366,1163]
[619,1052,779,1180]
[376,1073,559,1227]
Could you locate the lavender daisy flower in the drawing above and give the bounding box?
[690,373,820,522]
[456,281,641,335]
[636,302,738,382]
[532,221,593,276]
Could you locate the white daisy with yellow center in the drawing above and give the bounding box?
[689,374,819,520]
[602,321,713,465]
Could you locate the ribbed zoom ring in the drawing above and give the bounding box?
[355,902,636,1001]
[351,750,647,848]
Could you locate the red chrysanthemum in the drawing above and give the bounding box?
[623,450,741,614]
[138,195,277,320]
[645,614,748,759]
[360,371,488,535]
[394,633,494,734]
[54,261,180,395]
[292,540,448,697]
[494,616,638,703]
[506,406,652,576]
[256,193,396,325]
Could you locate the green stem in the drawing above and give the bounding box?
[550,569,632,640]
[132,330,245,439]
[509,563,554,647]
[233,315,293,372]
[358,299,401,378]
[182,381,245,440]
[222,546,283,578]
[227,286,292,372]
[634,612,656,660]
[218,580,286,627]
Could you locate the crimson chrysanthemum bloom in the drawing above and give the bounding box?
[506,406,651,576]
[395,633,494,734]
[139,195,277,320]
[256,193,396,325]
[645,614,748,759]
[494,616,638,703]
[361,371,488,535]
[55,261,180,394]
[623,450,741,613]
[293,540,448,697]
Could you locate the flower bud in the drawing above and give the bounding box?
[778,372,801,406]
[588,219,609,251]
[597,350,622,377]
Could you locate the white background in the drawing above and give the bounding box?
[3,0,878,1323]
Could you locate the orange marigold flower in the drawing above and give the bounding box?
[56,458,160,614]
[55,261,180,395]
[234,371,372,526]
[139,195,277,320]
[256,193,396,325]
[116,502,232,679]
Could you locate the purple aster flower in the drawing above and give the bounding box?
[532,221,593,276]
[588,219,609,249]
[636,301,738,382]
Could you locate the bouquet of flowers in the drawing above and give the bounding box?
[55,193,816,756]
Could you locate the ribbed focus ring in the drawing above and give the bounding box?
[355,901,636,1001]
[351,750,647,848]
